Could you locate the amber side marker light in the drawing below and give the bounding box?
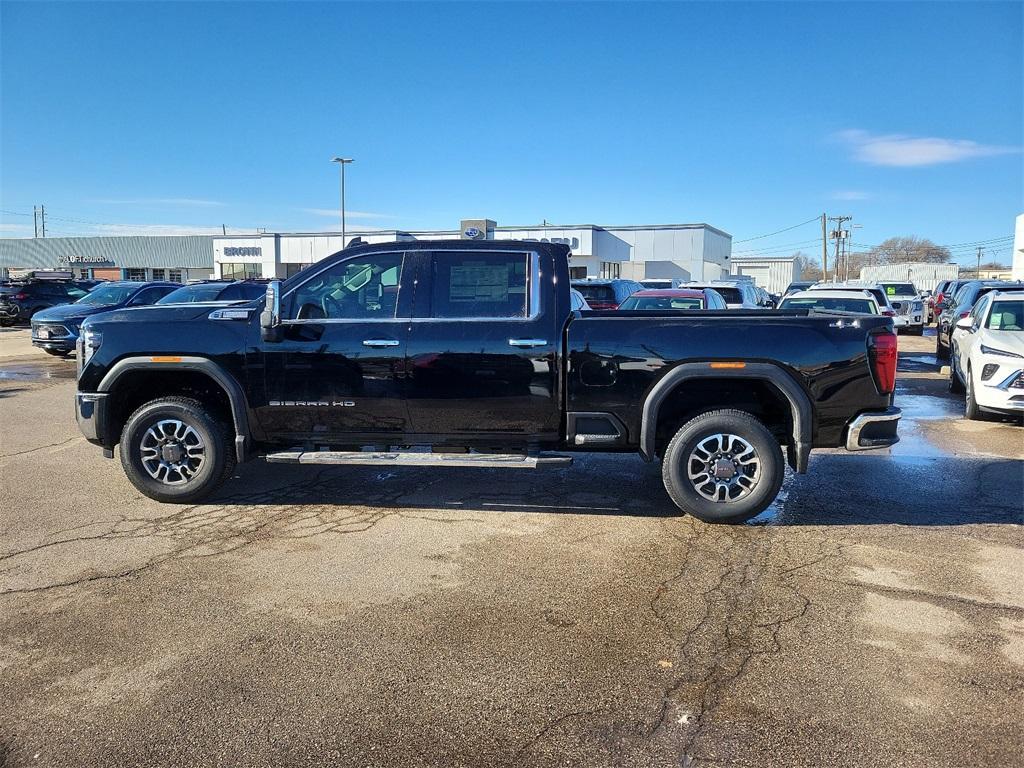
[709,362,746,369]
[150,356,183,363]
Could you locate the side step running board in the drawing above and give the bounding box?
[265,450,573,469]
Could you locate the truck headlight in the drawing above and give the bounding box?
[81,326,103,366]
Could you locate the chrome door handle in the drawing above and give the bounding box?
[508,338,548,348]
[362,339,401,347]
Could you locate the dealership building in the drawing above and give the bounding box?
[0,218,733,283]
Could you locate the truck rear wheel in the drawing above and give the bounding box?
[661,409,784,524]
[120,397,235,503]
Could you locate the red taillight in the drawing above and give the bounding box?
[14,292,27,300]
[881,308,895,317]
[868,331,898,395]
[958,310,969,319]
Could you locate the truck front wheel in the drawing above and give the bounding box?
[120,397,235,503]
[661,409,784,524]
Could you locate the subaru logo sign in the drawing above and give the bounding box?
[463,226,482,239]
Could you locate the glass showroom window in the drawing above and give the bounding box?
[151,269,166,281]
[168,269,183,283]
[125,268,147,281]
[221,262,262,280]
[600,261,621,279]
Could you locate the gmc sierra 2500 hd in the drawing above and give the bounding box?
[75,240,900,523]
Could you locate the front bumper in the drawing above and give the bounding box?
[976,367,1024,413]
[845,407,902,451]
[75,391,109,445]
[32,323,79,353]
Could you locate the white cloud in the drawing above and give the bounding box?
[89,197,227,207]
[300,207,394,219]
[836,129,1020,167]
[831,190,871,201]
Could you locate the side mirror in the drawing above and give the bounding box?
[260,280,283,342]
[954,316,975,332]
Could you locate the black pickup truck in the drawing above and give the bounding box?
[75,240,901,523]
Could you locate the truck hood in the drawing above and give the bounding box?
[84,302,258,325]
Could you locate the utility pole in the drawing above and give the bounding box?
[33,206,39,238]
[40,205,46,238]
[976,246,983,278]
[821,213,828,280]
[828,215,852,282]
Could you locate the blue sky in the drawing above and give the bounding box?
[2,1,1021,266]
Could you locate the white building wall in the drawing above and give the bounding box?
[212,222,732,281]
[729,257,800,294]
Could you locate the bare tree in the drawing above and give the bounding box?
[859,236,952,265]
[792,251,823,282]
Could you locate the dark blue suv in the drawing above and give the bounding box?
[31,281,179,356]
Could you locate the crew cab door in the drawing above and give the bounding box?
[404,248,561,441]
[255,250,413,442]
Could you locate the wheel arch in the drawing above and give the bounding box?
[639,362,813,473]
[98,356,252,462]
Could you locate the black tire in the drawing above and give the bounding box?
[935,330,949,359]
[120,396,235,503]
[948,352,965,394]
[661,409,784,524]
[964,365,982,421]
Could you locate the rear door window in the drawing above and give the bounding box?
[428,251,529,318]
[574,284,616,303]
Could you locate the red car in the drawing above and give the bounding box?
[617,288,729,310]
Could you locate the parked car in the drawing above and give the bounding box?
[640,278,687,289]
[569,288,591,311]
[30,281,179,356]
[783,281,815,297]
[877,282,926,335]
[570,279,644,310]
[157,280,268,305]
[948,290,1024,419]
[778,289,880,315]
[933,279,970,320]
[75,239,901,524]
[0,279,89,326]
[617,288,728,310]
[808,282,898,322]
[681,280,763,309]
[935,280,1024,359]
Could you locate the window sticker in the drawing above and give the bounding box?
[450,263,510,302]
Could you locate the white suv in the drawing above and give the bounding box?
[949,290,1024,419]
[809,282,902,326]
[878,282,926,335]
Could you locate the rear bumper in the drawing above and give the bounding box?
[75,391,109,445]
[845,407,901,451]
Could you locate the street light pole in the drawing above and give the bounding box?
[331,156,354,245]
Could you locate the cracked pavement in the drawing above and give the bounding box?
[1,330,1022,767]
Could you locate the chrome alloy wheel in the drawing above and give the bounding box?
[686,433,761,503]
[139,419,206,485]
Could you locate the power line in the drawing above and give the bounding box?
[732,216,821,243]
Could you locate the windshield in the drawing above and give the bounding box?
[620,296,704,310]
[690,286,741,304]
[781,297,877,314]
[75,284,137,306]
[158,283,229,304]
[574,284,615,302]
[881,283,916,297]
[986,302,1024,331]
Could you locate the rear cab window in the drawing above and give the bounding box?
[428,251,530,318]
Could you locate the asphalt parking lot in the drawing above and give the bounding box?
[1,327,1021,767]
